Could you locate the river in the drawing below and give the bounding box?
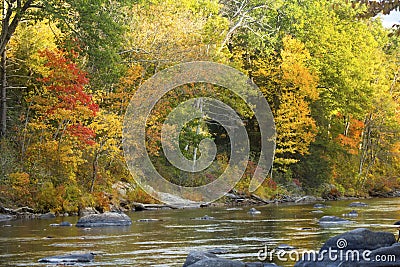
[0,197,399,266]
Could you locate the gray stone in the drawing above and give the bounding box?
[207,248,229,254]
[193,215,215,220]
[187,258,245,267]
[183,251,282,267]
[318,216,352,225]
[157,191,202,209]
[348,202,368,207]
[76,212,132,227]
[342,210,358,217]
[137,218,160,222]
[295,228,398,267]
[39,212,56,219]
[313,204,328,209]
[50,221,72,227]
[248,208,261,215]
[38,253,94,263]
[79,207,99,217]
[311,210,324,213]
[183,251,218,267]
[0,213,14,221]
[295,196,317,203]
[320,228,395,252]
[59,221,72,226]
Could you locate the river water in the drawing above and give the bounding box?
[0,198,399,266]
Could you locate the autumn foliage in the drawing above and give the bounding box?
[0,0,399,212]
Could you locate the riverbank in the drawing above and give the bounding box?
[1,189,400,221]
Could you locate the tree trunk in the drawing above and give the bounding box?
[0,48,6,137]
[90,153,99,193]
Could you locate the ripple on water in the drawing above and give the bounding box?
[2,198,400,267]
[164,224,220,228]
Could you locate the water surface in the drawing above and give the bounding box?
[1,198,399,266]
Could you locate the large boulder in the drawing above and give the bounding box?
[38,253,94,263]
[76,212,132,227]
[320,228,395,252]
[295,228,398,267]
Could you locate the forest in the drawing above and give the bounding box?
[0,0,399,213]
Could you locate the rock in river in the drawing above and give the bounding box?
[39,212,56,219]
[348,202,368,207]
[295,228,398,267]
[313,203,328,209]
[50,221,72,227]
[38,253,94,263]
[76,212,132,227]
[318,216,352,225]
[193,215,215,220]
[320,228,395,251]
[248,208,261,215]
[0,214,14,222]
[183,251,282,267]
[342,210,358,217]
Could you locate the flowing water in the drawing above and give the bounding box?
[1,198,400,266]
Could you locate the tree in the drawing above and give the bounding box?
[279,0,400,194]
[251,36,318,170]
[0,0,126,137]
[355,0,400,16]
[24,48,97,188]
[218,0,284,53]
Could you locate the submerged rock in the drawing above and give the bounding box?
[0,214,14,222]
[39,212,56,219]
[248,208,261,215]
[342,210,358,217]
[183,251,218,267]
[318,216,352,225]
[348,202,368,207]
[193,215,215,220]
[76,212,132,227]
[50,221,72,227]
[137,218,160,222]
[38,252,94,263]
[311,210,324,214]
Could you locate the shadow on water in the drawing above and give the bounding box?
[0,197,399,266]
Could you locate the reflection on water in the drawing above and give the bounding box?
[0,198,399,266]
